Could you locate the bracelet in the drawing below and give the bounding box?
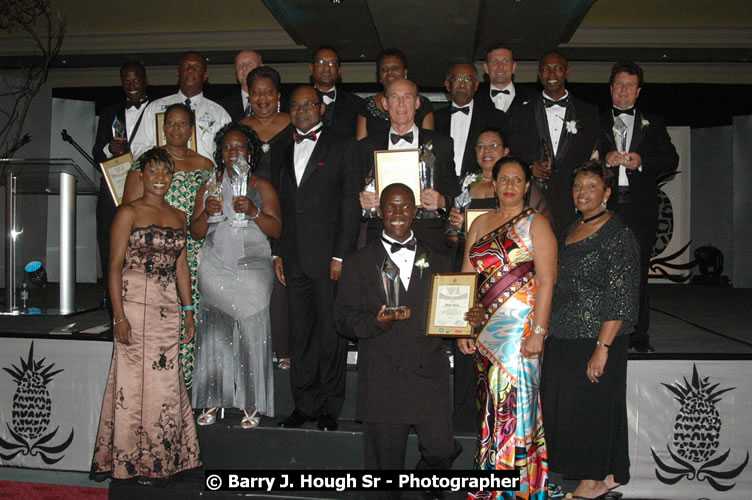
[596,340,611,349]
[113,317,128,326]
[182,305,195,312]
[531,325,547,337]
[250,207,262,220]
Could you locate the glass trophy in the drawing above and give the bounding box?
[536,139,552,191]
[363,176,378,218]
[446,188,473,236]
[381,258,401,312]
[612,117,628,153]
[230,156,251,227]
[419,145,435,191]
[112,116,126,139]
[206,172,226,223]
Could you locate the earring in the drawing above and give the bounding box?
[277,101,281,114]
[601,200,607,211]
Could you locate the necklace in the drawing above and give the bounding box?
[166,148,187,161]
[481,176,493,181]
[580,210,608,224]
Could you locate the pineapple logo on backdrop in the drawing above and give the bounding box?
[652,364,749,491]
[0,342,74,464]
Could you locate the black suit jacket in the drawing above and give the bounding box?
[271,125,361,278]
[218,90,246,123]
[318,88,363,138]
[434,100,509,178]
[598,109,678,245]
[510,93,600,235]
[357,128,459,250]
[335,239,451,424]
[475,82,537,133]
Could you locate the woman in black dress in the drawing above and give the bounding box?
[541,160,640,499]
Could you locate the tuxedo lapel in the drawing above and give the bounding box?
[601,112,617,150]
[631,109,646,152]
[283,141,297,188]
[533,99,553,160]
[554,98,578,162]
[298,129,328,187]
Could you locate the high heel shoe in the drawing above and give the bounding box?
[241,409,260,429]
[197,407,224,426]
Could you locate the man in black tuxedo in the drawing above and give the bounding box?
[218,50,263,121]
[272,86,360,431]
[511,50,600,236]
[358,79,459,253]
[309,45,362,138]
[599,62,679,353]
[92,61,149,311]
[335,183,464,482]
[475,44,536,130]
[434,62,509,180]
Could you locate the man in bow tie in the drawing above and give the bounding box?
[219,50,263,122]
[271,86,360,431]
[511,50,600,236]
[309,45,362,138]
[336,183,465,489]
[93,61,150,316]
[358,79,459,252]
[598,61,679,353]
[434,62,509,179]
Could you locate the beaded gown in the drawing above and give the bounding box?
[166,168,212,389]
[191,176,275,415]
[91,225,201,479]
[467,208,548,500]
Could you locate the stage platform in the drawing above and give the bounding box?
[0,282,750,499]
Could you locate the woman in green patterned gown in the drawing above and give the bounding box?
[122,103,213,388]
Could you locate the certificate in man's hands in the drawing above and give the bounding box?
[374,149,422,207]
[100,153,134,206]
[425,273,478,337]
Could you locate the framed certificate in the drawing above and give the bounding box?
[373,149,422,207]
[465,208,492,232]
[155,112,198,152]
[425,272,478,338]
[99,153,134,206]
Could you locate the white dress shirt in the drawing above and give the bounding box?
[102,100,149,159]
[611,109,642,186]
[388,124,419,150]
[543,90,569,156]
[449,100,473,176]
[130,90,231,164]
[241,89,250,116]
[490,82,516,113]
[381,230,416,291]
[293,124,323,185]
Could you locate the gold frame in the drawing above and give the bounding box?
[425,272,478,338]
[373,149,422,208]
[99,153,134,206]
[155,112,198,152]
[465,208,492,232]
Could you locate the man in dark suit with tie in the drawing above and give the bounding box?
[434,62,509,180]
[511,50,600,236]
[309,45,362,138]
[219,50,263,122]
[272,86,361,431]
[358,79,459,253]
[92,61,149,312]
[599,62,679,353]
[475,44,536,130]
[335,183,465,484]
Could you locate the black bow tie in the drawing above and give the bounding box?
[613,107,635,116]
[390,132,414,145]
[383,237,416,253]
[184,98,192,107]
[318,89,336,101]
[126,98,147,110]
[543,96,568,108]
[491,88,510,97]
[294,128,320,144]
[450,106,469,115]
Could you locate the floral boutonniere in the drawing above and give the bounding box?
[261,143,270,153]
[640,117,650,130]
[197,112,216,135]
[460,172,482,191]
[414,252,430,279]
[563,118,582,135]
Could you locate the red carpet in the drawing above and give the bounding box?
[0,480,107,499]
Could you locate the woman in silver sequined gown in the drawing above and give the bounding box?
[190,123,282,428]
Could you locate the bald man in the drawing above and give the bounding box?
[220,50,263,121]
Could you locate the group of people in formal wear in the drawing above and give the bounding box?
[89,41,678,500]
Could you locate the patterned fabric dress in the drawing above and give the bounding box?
[467,208,548,500]
[165,168,212,389]
[91,226,201,479]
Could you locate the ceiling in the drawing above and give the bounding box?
[0,0,750,87]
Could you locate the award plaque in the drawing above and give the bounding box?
[100,153,134,205]
[373,149,422,207]
[425,272,478,338]
[465,208,492,233]
[155,112,198,152]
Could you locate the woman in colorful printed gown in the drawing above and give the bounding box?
[458,156,557,499]
[122,102,214,389]
[91,148,201,483]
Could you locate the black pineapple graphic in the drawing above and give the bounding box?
[652,364,749,491]
[0,342,74,464]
